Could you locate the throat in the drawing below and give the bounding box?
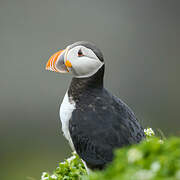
[68,65,104,102]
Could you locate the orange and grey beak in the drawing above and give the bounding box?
[46,49,72,73]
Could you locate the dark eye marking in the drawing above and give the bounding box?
[78,49,84,57]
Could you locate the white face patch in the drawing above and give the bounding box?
[66,46,104,78]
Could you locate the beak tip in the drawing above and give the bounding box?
[45,64,50,71]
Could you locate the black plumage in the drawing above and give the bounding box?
[68,65,145,170]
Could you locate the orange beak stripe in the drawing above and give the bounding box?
[46,50,64,72]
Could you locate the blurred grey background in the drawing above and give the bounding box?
[0,0,180,179]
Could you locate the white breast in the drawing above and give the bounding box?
[60,92,91,173]
[59,92,75,150]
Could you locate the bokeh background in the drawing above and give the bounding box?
[0,0,180,179]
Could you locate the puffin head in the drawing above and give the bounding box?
[46,41,104,78]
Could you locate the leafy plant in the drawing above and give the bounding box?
[41,152,87,180]
[41,129,180,180]
[89,137,180,180]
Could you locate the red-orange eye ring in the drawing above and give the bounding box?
[78,49,84,57]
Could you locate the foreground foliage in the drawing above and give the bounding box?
[41,153,87,180]
[41,129,180,180]
[89,137,180,180]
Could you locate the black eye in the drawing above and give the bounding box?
[78,49,84,57]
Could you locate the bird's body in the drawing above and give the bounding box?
[46,41,145,170]
[60,65,145,170]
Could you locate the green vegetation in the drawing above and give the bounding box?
[41,153,87,180]
[41,129,180,180]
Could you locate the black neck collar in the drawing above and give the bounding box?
[68,65,105,101]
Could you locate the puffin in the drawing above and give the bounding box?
[46,41,145,171]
